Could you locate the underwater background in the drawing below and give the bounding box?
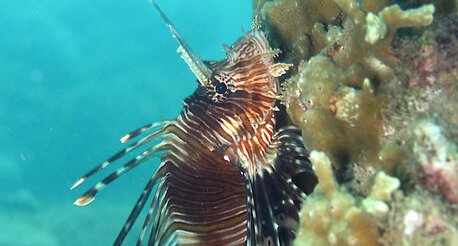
[2,0,457,245]
[0,0,251,245]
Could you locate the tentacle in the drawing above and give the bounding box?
[70,122,169,190]
[137,179,166,245]
[73,141,169,206]
[149,185,172,245]
[113,172,161,246]
[120,121,169,143]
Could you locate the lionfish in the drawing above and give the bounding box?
[71,1,317,245]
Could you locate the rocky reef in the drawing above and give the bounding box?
[254,0,458,245]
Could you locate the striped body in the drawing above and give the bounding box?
[72,2,316,245]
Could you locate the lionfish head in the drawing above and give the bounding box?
[199,31,282,105]
[152,0,292,122]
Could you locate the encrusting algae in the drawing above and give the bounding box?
[253,0,457,245]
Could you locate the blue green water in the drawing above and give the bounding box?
[0,0,251,245]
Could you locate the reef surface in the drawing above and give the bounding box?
[254,0,458,245]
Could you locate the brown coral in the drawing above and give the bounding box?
[258,0,458,245]
[260,0,342,65]
[281,54,383,167]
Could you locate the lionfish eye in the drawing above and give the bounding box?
[215,82,227,94]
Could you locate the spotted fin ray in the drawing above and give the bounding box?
[246,126,317,245]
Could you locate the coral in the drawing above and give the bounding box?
[281,55,383,167]
[386,15,458,197]
[413,120,458,204]
[258,0,341,65]
[276,1,436,169]
[407,15,458,89]
[380,190,457,246]
[294,151,400,246]
[257,0,458,245]
[397,0,456,15]
[261,0,435,75]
